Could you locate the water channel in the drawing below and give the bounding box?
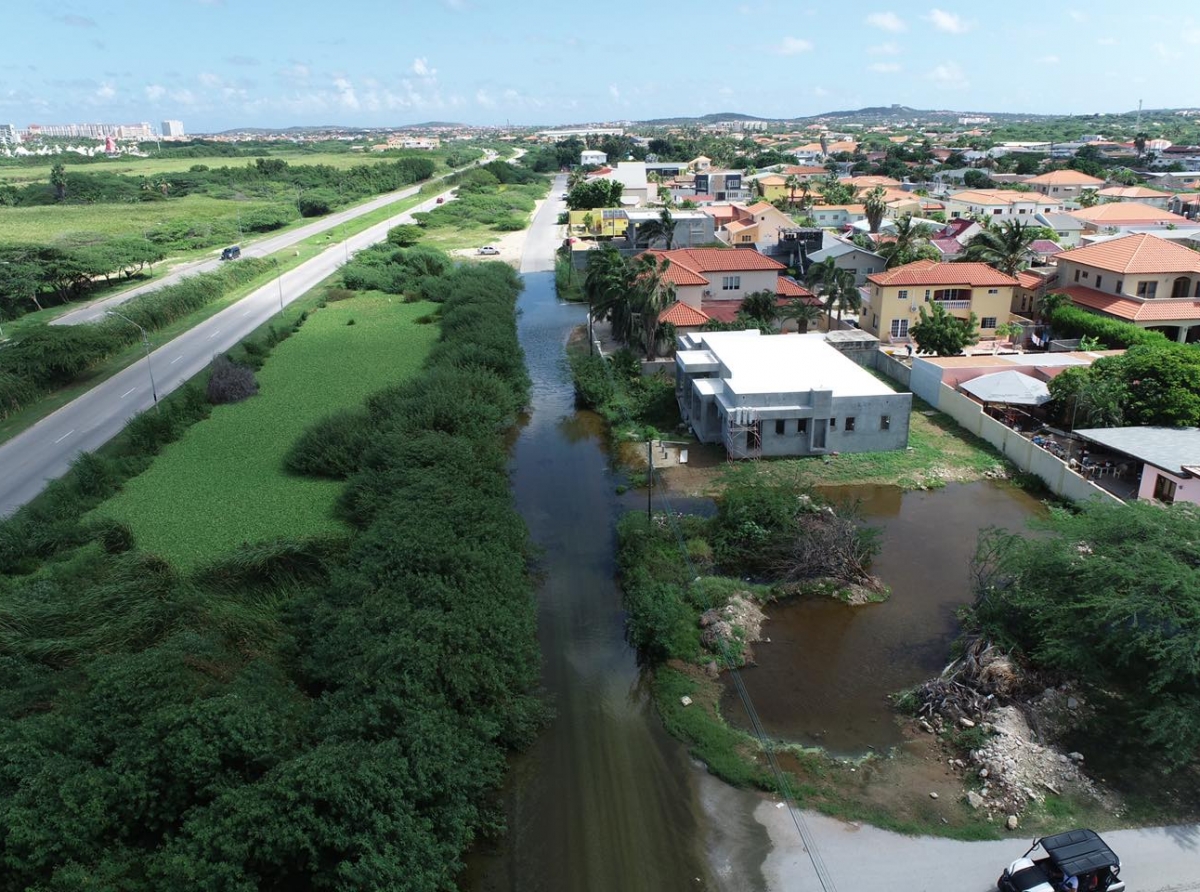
[464,190,767,890]
[464,185,1047,889]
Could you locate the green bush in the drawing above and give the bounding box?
[1048,303,1170,349]
[283,408,375,478]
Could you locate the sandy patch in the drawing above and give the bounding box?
[449,198,550,267]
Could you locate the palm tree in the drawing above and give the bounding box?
[876,214,934,268]
[739,290,780,328]
[583,246,632,353]
[50,163,67,201]
[959,219,1037,277]
[804,257,857,330]
[863,185,888,234]
[785,174,801,208]
[636,208,676,250]
[780,299,823,333]
[1078,189,1099,209]
[629,254,677,359]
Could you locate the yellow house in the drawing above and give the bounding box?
[864,260,1019,343]
[756,174,788,202]
[568,208,628,239]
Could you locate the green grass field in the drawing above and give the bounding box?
[0,193,279,245]
[93,292,438,568]
[0,150,419,185]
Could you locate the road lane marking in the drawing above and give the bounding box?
[53,429,75,444]
[206,329,221,340]
[171,355,182,364]
[242,309,252,317]
[121,387,136,398]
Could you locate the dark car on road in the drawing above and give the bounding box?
[998,829,1124,892]
[220,245,241,261]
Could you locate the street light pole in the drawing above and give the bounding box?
[272,259,284,316]
[106,310,158,411]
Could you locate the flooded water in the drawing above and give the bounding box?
[463,268,767,890]
[721,481,1046,755]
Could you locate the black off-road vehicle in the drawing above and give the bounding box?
[998,829,1124,892]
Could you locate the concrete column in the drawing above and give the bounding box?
[1177,325,1191,344]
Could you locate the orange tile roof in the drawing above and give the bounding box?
[817,204,866,214]
[1026,170,1106,186]
[950,189,1060,207]
[782,165,827,176]
[867,260,1020,288]
[746,201,778,215]
[777,276,816,299]
[1096,186,1170,199]
[659,301,710,326]
[1068,202,1189,224]
[652,259,709,287]
[843,175,902,188]
[1059,285,1200,322]
[1058,233,1200,274]
[1016,270,1050,290]
[646,247,786,273]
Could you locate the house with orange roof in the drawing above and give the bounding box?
[713,201,797,252]
[755,174,789,203]
[1167,193,1200,220]
[781,165,828,180]
[864,260,1019,343]
[1025,169,1105,199]
[648,247,817,329]
[945,189,1064,221]
[841,175,902,191]
[1095,185,1172,208]
[1053,233,1200,343]
[1067,201,1190,232]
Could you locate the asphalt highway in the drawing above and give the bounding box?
[0,188,454,517]
[52,153,495,326]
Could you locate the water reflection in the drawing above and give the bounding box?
[722,480,1046,755]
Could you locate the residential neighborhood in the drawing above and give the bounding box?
[4,6,1200,892]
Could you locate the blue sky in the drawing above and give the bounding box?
[2,0,1198,132]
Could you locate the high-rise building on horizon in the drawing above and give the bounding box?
[22,122,154,141]
[0,124,18,146]
[161,120,185,138]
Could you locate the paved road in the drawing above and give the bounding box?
[757,800,1200,892]
[52,152,495,326]
[0,188,454,517]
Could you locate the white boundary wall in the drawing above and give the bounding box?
[936,384,1122,505]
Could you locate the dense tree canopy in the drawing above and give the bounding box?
[910,301,980,356]
[971,501,1200,768]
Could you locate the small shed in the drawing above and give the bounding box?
[959,370,1050,406]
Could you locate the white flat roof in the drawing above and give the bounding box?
[690,330,899,399]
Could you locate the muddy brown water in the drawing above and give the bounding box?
[462,270,769,892]
[720,481,1047,756]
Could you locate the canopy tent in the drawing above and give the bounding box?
[960,370,1051,406]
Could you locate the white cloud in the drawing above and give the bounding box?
[198,71,223,88]
[776,36,814,55]
[170,88,197,106]
[1039,54,1060,64]
[333,76,358,110]
[927,9,971,33]
[475,88,495,107]
[868,42,901,55]
[1184,29,1200,44]
[411,57,436,78]
[866,12,906,32]
[145,84,166,100]
[95,82,115,100]
[441,0,465,8]
[280,63,310,84]
[1068,9,1087,22]
[1097,37,1118,46]
[1153,42,1181,61]
[813,86,829,97]
[609,84,620,100]
[718,86,734,97]
[928,61,968,89]
[870,63,902,73]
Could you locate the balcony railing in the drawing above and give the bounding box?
[934,299,973,310]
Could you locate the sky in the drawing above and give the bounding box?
[2,0,1199,132]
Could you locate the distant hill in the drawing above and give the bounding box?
[638,111,776,126]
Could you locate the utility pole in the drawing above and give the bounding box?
[646,439,654,522]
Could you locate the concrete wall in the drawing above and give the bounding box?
[936,384,1121,505]
[876,350,914,389]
